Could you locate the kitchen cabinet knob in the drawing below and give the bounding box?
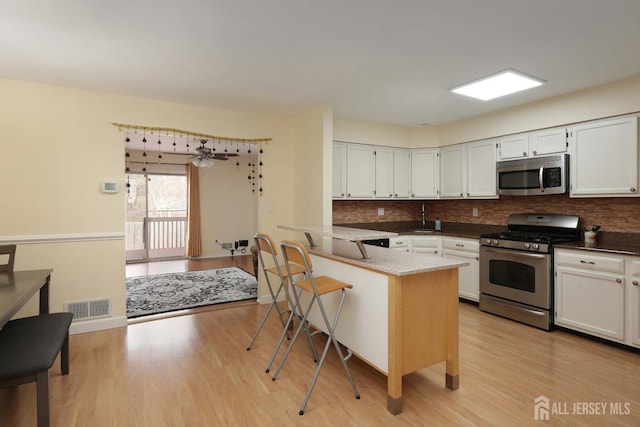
[631,187,637,192]
[475,256,479,261]
[532,150,537,155]
[616,278,622,284]
[460,193,463,196]
[412,194,415,197]
[390,194,393,197]
[523,152,527,156]
[633,280,638,286]
[341,193,345,197]
[347,193,351,197]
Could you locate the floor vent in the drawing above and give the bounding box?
[64,298,112,321]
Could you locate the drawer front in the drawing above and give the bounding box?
[411,236,440,248]
[630,260,640,277]
[442,238,479,253]
[389,236,408,248]
[555,250,624,274]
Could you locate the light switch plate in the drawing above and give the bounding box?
[378,207,384,216]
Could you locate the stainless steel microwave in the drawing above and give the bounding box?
[497,153,568,196]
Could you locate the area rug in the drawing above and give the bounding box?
[126,267,257,318]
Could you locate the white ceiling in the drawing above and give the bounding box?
[2,0,640,127]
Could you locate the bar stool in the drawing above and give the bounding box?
[272,240,360,415]
[246,233,314,357]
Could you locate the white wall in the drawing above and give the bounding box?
[290,105,333,227]
[0,78,297,327]
[198,155,258,258]
[417,75,640,146]
[333,117,413,148]
[335,75,640,149]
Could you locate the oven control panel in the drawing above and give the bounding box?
[481,238,549,253]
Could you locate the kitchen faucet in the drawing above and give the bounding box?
[421,203,426,229]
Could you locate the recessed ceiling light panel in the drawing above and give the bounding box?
[451,69,545,101]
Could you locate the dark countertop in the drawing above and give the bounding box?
[337,221,505,240]
[339,222,640,256]
[555,231,640,256]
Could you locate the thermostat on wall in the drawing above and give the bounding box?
[101,181,119,193]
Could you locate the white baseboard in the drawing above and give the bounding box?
[69,315,128,335]
[257,294,286,305]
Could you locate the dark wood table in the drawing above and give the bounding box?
[0,269,52,329]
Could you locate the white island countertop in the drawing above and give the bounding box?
[278,224,398,259]
[308,239,468,277]
[278,224,397,241]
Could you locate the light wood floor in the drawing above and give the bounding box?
[125,255,256,278]
[2,302,640,426]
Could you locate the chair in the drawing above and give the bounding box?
[0,244,16,272]
[246,233,310,353]
[271,240,360,415]
[0,312,73,427]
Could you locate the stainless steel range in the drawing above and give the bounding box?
[479,213,580,330]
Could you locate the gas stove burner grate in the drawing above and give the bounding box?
[486,231,577,244]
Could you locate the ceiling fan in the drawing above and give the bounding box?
[173,139,239,167]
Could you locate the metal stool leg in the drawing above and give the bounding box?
[298,289,360,415]
[246,275,289,351]
[266,284,318,373]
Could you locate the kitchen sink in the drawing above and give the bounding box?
[409,229,437,234]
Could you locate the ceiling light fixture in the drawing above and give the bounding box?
[451,69,545,101]
[191,157,214,167]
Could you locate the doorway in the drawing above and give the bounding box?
[125,173,187,262]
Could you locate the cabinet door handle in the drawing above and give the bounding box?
[455,243,464,247]
[631,187,637,192]
[579,260,595,265]
[523,151,527,156]
[633,281,638,286]
[347,193,351,197]
[616,278,622,283]
[532,150,537,155]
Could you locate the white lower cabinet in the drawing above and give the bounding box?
[554,249,626,343]
[442,237,479,302]
[410,236,441,255]
[628,260,640,348]
[389,236,409,252]
[400,235,478,301]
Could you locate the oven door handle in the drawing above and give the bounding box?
[539,166,545,192]
[482,247,547,260]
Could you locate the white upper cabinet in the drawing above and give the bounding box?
[332,142,347,198]
[529,127,568,156]
[497,133,529,160]
[374,147,394,199]
[411,148,439,199]
[346,144,375,198]
[466,139,498,198]
[393,149,411,198]
[498,128,567,160]
[440,144,466,198]
[438,139,497,199]
[569,116,639,197]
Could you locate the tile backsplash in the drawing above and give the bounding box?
[333,195,640,233]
